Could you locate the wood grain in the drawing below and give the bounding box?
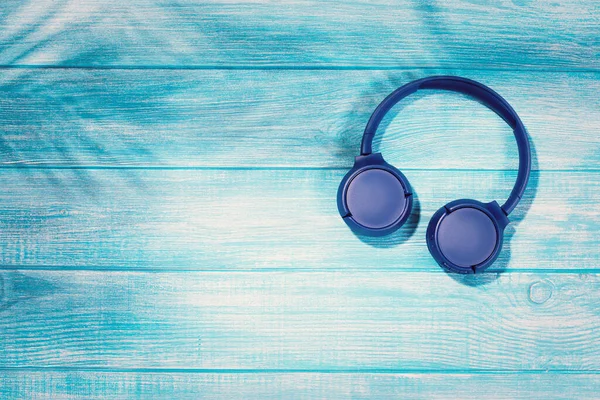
[0,69,599,169]
[0,169,597,271]
[2,270,600,369]
[2,371,599,399]
[0,0,598,69]
[1,1,599,395]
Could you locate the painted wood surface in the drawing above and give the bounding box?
[2,372,600,400]
[2,270,600,369]
[0,0,598,69]
[0,169,598,271]
[1,0,599,398]
[0,69,599,169]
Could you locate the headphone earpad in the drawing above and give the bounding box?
[338,153,413,236]
[426,199,509,273]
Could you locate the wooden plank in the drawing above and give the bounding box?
[1,270,600,369]
[0,69,599,169]
[0,0,598,69]
[2,371,599,399]
[0,169,598,271]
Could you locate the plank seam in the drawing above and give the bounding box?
[1,266,600,274]
[1,65,600,73]
[0,367,599,375]
[0,167,599,173]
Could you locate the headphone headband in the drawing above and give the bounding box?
[360,76,531,215]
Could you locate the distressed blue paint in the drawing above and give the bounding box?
[0,0,598,69]
[0,69,598,169]
[0,0,599,398]
[2,371,600,399]
[0,169,597,271]
[1,271,600,369]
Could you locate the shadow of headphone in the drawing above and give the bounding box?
[337,76,531,274]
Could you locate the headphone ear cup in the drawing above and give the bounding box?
[338,153,413,236]
[426,199,509,273]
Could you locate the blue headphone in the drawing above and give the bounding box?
[337,76,531,273]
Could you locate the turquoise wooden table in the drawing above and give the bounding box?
[1,1,599,398]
